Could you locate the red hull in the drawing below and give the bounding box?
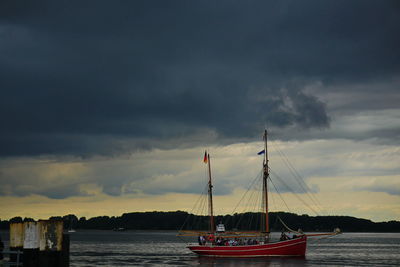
[188,236,307,257]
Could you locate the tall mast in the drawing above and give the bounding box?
[263,130,270,234]
[207,153,215,233]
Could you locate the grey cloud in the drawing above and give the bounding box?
[365,186,400,196]
[356,180,400,196]
[0,1,399,157]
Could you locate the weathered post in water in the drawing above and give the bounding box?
[38,220,64,267]
[10,222,24,263]
[60,233,70,267]
[23,221,39,267]
[8,219,69,267]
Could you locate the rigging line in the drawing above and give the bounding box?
[234,178,259,230]
[271,152,324,216]
[272,144,322,211]
[248,212,255,231]
[270,168,316,215]
[234,176,262,230]
[195,184,209,215]
[200,186,209,216]
[269,178,278,211]
[283,155,324,214]
[276,216,301,234]
[181,183,207,223]
[270,169,320,216]
[194,181,210,228]
[247,179,262,230]
[276,149,309,196]
[308,233,341,243]
[245,186,261,231]
[254,175,263,231]
[257,178,265,232]
[248,174,263,228]
[231,169,263,214]
[269,177,292,213]
[193,206,206,230]
[189,185,209,230]
[271,142,318,200]
[271,142,324,213]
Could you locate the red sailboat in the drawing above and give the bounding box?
[188,236,307,257]
[179,130,338,257]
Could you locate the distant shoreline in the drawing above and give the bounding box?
[1,211,399,232]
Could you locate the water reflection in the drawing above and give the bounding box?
[196,256,307,267]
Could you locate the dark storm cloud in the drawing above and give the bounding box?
[0,1,399,156]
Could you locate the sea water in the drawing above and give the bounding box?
[69,231,400,266]
[1,231,399,266]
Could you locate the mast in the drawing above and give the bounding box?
[207,153,215,233]
[263,130,270,234]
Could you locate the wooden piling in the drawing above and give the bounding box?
[38,220,64,267]
[8,219,69,267]
[10,222,24,263]
[60,233,70,267]
[23,221,39,267]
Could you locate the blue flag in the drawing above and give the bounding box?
[257,149,265,155]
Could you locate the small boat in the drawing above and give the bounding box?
[113,227,126,232]
[178,130,338,257]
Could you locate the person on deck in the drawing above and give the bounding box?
[207,234,215,244]
[280,231,288,241]
[287,232,294,239]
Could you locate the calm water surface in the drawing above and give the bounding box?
[1,231,399,266]
[69,231,400,266]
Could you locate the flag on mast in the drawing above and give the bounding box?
[257,149,265,155]
[203,151,208,163]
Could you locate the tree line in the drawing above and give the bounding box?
[0,211,399,232]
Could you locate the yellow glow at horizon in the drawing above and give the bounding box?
[0,188,399,222]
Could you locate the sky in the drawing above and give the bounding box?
[0,1,399,222]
